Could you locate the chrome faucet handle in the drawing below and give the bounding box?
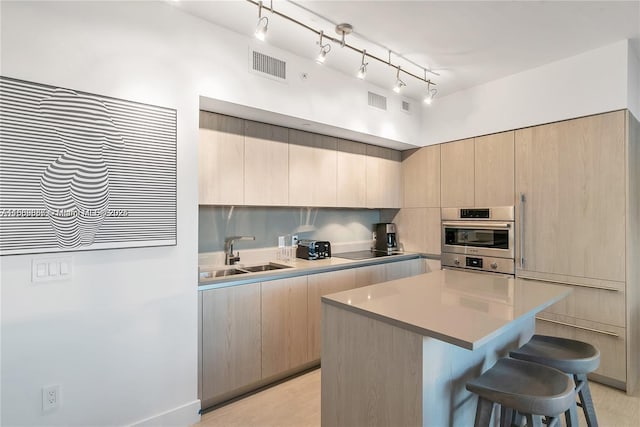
[224,236,255,265]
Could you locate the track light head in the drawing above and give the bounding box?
[316,31,331,64]
[254,1,269,41]
[393,67,406,93]
[424,82,437,104]
[357,49,368,79]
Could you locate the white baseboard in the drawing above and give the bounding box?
[129,400,201,427]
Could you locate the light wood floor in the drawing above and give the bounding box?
[196,368,640,427]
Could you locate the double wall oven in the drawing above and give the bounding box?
[441,206,515,275]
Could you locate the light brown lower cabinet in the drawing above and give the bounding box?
[385,259,426,281]
[307,269,356,361]
[261,276,309,379]
[354,263,387,288]
[200,283,262,406]
[536,313,626,385]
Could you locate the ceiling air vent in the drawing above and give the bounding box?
[368,91,387,110]
[402,100,411,113]
[251,50,287,80]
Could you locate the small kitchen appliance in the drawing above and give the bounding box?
[296,240,331,260]
[374,223,398,254]
[441,207,515,275]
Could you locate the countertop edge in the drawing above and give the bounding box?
[198,252,427,291]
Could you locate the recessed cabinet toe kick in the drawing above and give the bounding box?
[320,269,570,426]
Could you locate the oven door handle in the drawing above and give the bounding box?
[441,222,512,229]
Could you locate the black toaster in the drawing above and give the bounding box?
[296,240,331,260]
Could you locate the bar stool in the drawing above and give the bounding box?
[510,335,600,427]
[466,357,578,427]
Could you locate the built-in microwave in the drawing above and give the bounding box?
[441,207,515,275]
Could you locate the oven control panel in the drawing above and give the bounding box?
[441,253,514,275]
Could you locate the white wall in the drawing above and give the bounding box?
[0,1,420,425]
[421,40,631,145]
[628,43,640,120]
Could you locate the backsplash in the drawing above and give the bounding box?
[199,206,380,252]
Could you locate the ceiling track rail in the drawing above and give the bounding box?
[245,0,438,86]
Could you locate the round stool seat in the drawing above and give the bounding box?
[510,335,600,374]
[466,357,576,417]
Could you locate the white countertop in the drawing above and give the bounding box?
[321,269,571,350]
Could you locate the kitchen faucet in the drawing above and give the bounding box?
[224,236,255,265]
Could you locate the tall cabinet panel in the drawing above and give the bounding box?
[515,111,626,282]
[198,112,244,205]
[337,139,367,207]
[474,131,514,207]
[288,130,337,207]
[366,145,402,208]
[244,121,289,206]
[440,138,474,207]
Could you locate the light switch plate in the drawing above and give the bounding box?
[32,257,72,283]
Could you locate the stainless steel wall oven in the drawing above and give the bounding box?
[441,207,515,275]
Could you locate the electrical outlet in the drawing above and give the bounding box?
[42,384,60,411]
[292,235,299,246]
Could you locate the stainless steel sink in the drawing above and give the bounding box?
[213,268,249,277]
[242,262,292,272]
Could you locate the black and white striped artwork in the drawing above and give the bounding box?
[0,76,177,255]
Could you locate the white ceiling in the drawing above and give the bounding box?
[173,0,640,102]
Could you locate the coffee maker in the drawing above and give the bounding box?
[374,223,398,254]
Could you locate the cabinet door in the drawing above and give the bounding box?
[474,131,514,207]
[337,139,367,207]
[385,259,425,281]
[366,145,402,208]
[198,112,244,205]
[261,276,309,378]
[403,145,441,208]
[354,263,387,288]
[307,269,356,360]
[289,130,337,207]
[244,121,289,206]
[515,111,626,282]
[392,208,441,254]
[201,284,261,404]
[440,138,474,207]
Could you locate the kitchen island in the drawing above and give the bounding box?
[320,269,571,427]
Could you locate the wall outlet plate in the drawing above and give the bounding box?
[42,384,60,411]
[292,235,299,246]
[32,257,72,283]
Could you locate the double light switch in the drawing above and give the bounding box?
[32,257,72,283]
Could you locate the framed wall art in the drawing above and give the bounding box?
[0,76,177,255]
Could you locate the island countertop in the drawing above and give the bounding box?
[321,269,571,350]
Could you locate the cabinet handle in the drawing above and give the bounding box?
[535,317,619,337]
[519,193,525,268]
[518,275,621,292]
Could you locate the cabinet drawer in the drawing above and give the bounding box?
[540,284,625,327]
[535,313,626,383]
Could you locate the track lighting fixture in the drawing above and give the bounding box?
[254,1,269,41]
[393,67,406,93]
[246,0,438,98]
[357,49,368,79]
[316,31,331,64]
[424,81,438,104]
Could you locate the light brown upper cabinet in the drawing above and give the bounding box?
[244,121,289,206]
[474,131,515,207]
[366,145,402,208]
[440,138,475,207]
[337,139,367,207]
[198,112,244,205]
[515,111,626,283]
[440,132,514,208]
[288,130,337,207]
[403,144,441,208]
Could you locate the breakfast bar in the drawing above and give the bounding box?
[320,269,571,426]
